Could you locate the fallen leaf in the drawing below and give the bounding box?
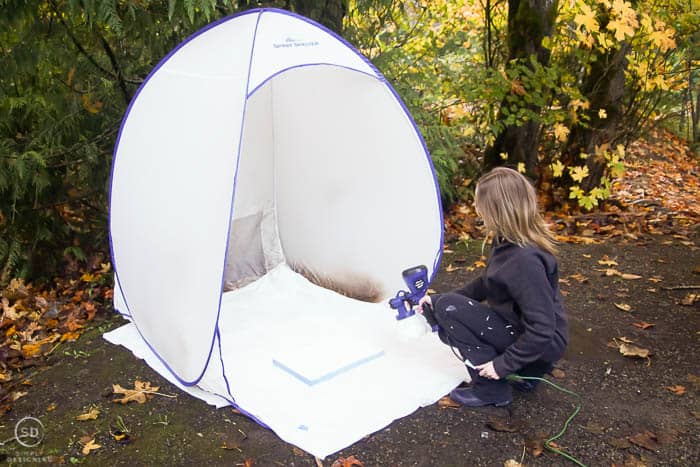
[438,396,461,409]
[525,431,547,456]
[619,343,651,358]
[618,453,649,466]
[76,407,100,421]
[445,264,460,272]
[21,343,42,358]
[582,421,605,435]
[628,431,661,451]
[620,273,643,280]
[568,273,588,283]
[550,368,566,379]
[614,303,632,312]
[608,437,632,449]
[504,460,525,467]
[648,276,663,283]
[486,416,525,433]
[598,256,619,266]
[81,438,101,455]
[666,385,686,395]
[110,430,130,443]
[604,269,642,280]
[632,321,655,330]
[330,455,364,467]
[60,331,81,342]
[113,380,160,404]
[47,402,57,412]
[680,293,698,306]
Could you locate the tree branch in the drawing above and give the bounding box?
[51,1,114,79]
[95,29,131,104]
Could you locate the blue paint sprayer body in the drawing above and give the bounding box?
[389,265,436,330]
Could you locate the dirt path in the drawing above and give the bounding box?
[1,233,698,466]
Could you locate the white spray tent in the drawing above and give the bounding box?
[105,8,466,459]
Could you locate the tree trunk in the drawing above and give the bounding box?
[292,0,347,34]
[561,32,630,192]
[483,0,558,176]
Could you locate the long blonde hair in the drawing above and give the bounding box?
[475,167,557,255]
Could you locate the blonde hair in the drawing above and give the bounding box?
[475,167,557,255]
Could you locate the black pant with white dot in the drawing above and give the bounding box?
[429,292,519,401]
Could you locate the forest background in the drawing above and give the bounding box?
[0,0,698,284]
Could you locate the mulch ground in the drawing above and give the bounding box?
[0,232,698,466]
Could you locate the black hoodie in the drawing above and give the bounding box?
[453,240,569,377]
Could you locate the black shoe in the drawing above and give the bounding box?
[449,387,512,407]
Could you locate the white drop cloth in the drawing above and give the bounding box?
[104,265,466,458]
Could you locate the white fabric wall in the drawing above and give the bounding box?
[273,66,441,297]
[110,16,257,383]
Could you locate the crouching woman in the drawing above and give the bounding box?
[420,167,569,407]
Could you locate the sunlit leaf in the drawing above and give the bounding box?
[76,407,100,421]
[112,380,160,404]
[619,342,651,358]
[81,437,101,455]
[666,385,686,395]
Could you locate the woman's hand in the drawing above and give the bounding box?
[474,361,500,380]
[414,294,432,313]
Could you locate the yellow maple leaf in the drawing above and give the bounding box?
[76,407,100,421]
[607,17,634,40]
[650,27,676,52]
[574,3,599,32]
[569,185,584,199]
[112,380,160,404]
[598,109,607,119]
[554,123,570,142]
[551,160,565,178]
[517,162,526,174]
[81,438,101,455]
[569,99,590,111]
[569,165,589,183]
[608,0,638,40]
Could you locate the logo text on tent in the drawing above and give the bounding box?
[273,37,320,49]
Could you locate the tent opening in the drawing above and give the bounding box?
[222,64,401,301]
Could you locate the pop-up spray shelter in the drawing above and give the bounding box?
[105,8,465,458]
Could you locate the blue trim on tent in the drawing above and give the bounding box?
[247,62,380,97]
[262,7,385,78]
[215,326,271,429]
[380,84,445,282]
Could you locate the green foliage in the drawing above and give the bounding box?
[345,0,483,207]
[0,0,238,283]
[1,0,696,281]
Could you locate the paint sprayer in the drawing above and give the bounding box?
[389,265,438,333]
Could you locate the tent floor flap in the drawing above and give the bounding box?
[105,265,466,458]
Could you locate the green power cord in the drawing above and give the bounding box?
[506,374,587,467]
